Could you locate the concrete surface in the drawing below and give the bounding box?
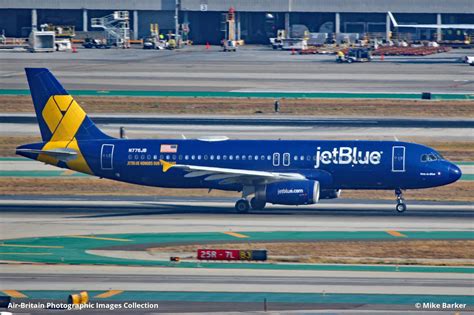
[0,46,473,93]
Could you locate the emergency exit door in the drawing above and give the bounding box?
[392,146,405,172]
[100,144,114,170]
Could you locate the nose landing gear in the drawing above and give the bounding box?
[395,189,407,213]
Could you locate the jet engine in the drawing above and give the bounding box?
[319,189,342,199]
[255,180,320,205]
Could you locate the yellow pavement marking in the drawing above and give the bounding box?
[0,252,52,255]
[223,231,249,238]
[61,170,76,176]
[67,235,131,242]
[386,230,407,238]
[0,244,63,249]
[95,290,124,298]
[2,290,27,298]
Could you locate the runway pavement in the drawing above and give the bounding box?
[1,46,473,93]
[0,197,472,313]
[1,265,472,295]
[2,113,473,128]
[0,196,472,240]
[2,122,473,143]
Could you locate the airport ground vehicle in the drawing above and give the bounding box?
[337,48,372,63]
[223,40,237,52]
[17,69,462,213]
[82,38,111,49]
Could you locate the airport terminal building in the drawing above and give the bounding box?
[0,0,473,44]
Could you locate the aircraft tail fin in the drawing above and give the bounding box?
[387,12,398,27]
[25,68,112,142]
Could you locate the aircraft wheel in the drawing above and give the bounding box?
[250,197,266,210]
[235,199,250,213]
[396,202,407,213]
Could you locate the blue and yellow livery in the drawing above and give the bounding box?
[17,68,462,213]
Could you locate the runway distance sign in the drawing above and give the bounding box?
[197,249,267,261]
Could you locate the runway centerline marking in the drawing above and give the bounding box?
[223,232,249,238]
[2,290,27,298]
[0,244,63,249]
[67,235,131,242]
[386,230,407,238]
[95,290,124,298]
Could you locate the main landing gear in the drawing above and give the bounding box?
[395,188,407,213]
[234,197,266,213]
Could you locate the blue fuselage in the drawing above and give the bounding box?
[51,139,460,192]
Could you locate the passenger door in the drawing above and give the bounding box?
[100,144,114,170]
[392,146,405,172]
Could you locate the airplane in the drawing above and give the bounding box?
[16,68,462,213]
[388,12,474,30]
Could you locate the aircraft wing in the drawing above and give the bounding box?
[163,161,306,185]
[388,12,474,29]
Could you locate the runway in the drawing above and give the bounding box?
[0,197,472,313]
[2,113,473,128]
[1,265,472,295]
[0,196,472,240]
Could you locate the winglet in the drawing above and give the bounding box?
[160,160,176,172]
[387,12,398,27]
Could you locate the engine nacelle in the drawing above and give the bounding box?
[320,189,342,200]
[256,180,320,205]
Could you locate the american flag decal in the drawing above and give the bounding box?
[160,144,178,153]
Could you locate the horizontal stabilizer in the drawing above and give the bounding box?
[16,148,78,162]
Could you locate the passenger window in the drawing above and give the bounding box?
[283,153,290,166]
[273,153,280,166]
[204,155,208,160]
[185,155,189,160]
[217,155,221,160]
[198,155,202,160]
[236,155,240,160]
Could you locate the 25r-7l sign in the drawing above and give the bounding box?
[197,249,267,261]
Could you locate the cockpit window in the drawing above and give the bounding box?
[421,153,440,162]
[434,152,444,160]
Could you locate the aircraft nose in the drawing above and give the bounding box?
[448,164,462,183]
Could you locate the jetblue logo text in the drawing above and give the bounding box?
[277,189,304,195]
[315,147,382,168]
